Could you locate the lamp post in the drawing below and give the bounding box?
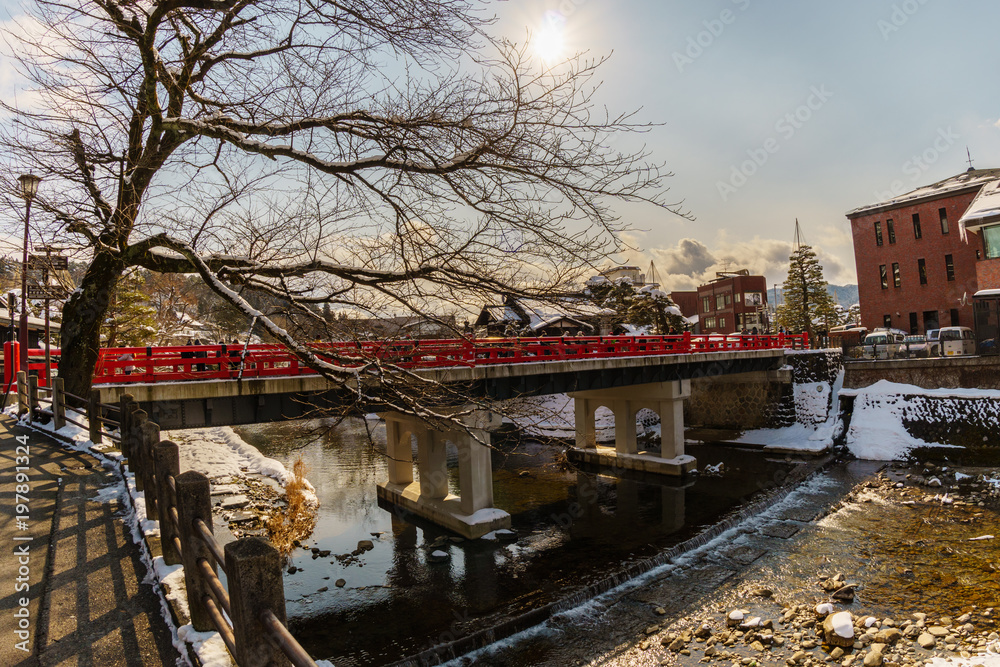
[17,174,41,374]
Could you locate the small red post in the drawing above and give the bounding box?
[4,341,17,387]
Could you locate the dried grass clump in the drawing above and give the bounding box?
[266,457,317,559]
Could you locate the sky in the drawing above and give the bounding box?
[494,0,1000,290]
[2,0,999,293]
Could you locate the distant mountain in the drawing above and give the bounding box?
[769,284,858,309]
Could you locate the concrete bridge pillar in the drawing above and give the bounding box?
[568,380,696,476]
[376,408,511,539]
[613,400,638,456]
[417,432,448,499]
[574,397,598,450]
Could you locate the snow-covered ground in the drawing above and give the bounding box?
[735,370,845,454]
[840,380,992,461]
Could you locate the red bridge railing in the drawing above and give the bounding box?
[5,333,809,387]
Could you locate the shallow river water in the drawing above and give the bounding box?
[233,418,815,666]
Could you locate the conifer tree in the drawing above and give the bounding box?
[776,244,837,343]
[102,269,157,347]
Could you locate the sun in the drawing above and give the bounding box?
[532,11,567,63]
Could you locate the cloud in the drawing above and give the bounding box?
[653,238,716,275]
[995,119,1000,130]
[631,235,852,293]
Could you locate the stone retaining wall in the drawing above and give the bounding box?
[685,350,843,431]
[844,356,1000,390]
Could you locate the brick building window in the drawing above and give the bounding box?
[950,308,960,326]
[883,314,892,328]
[945,254,955,281]
[874,221,883,246]
[705,316,716,329]
[879,264,888,289]
[887,219,896,244]
[918,258,927,285]
[716,294,725,310]
[909,312,918,334]
[984,225,1000,259]
[939,208,949,234]
[892,262,901,288]
[912,213,922,239]
[718,316,726,329]
[702,296,711,313]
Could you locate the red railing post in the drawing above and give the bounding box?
[682,331,692,353]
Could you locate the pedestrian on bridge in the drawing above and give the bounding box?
[193,339,207,372]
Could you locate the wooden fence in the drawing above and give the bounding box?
[18,373,318,667]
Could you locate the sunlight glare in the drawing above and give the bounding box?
[533,11,567,63]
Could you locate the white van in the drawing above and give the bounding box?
[862,330,906,360]
[938,326,976,357]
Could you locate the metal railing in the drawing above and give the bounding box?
[4,333,811,387]
[21,376,318,667]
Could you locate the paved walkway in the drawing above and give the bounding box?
[0,416,181,666]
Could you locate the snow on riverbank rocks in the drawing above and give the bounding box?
[165,426,318,536]
[841,381,1000,460]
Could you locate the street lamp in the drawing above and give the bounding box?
[17,173,41,374]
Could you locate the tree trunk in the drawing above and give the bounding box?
[60,251,125,398]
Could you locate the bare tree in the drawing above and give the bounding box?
[1,0,685,422]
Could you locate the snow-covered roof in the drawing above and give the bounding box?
[846,168,1000,217]
[959,178,1000,231]
[974,289,1000,298]
[529,315,591,331]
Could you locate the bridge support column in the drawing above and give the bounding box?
[377,409,511,539]
[573,398,598,450]
[567,380,696,477]
[384,419,414,486]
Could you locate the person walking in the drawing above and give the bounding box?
[193,338,207,372]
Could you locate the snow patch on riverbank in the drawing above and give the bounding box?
[736,370,844,453]
[501,393,615,440]
[841,381,977,461]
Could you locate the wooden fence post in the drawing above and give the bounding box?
[153,440,181,566]
[16,371,27,418]
[141,420,160,515]
[52,377,65,431]
[120,394,136,460]
[88,388,103,445]
[175,471,215,632]
[27,375,38,421]
[130,410,148,490]
[225,537,294,667]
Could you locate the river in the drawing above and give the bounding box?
[232,418,815,666]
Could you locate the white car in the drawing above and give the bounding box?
[938,326,975,357]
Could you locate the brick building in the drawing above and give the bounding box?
[846,168,1000,334]
[695,270,768,334]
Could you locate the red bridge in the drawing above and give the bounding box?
[7,333,808,388]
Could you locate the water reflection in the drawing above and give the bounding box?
[233,419,799,666]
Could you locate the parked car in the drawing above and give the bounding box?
[903,334,928,357]
[939,326,976,356]
[924,328,941,357]
[862,330,906,359]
